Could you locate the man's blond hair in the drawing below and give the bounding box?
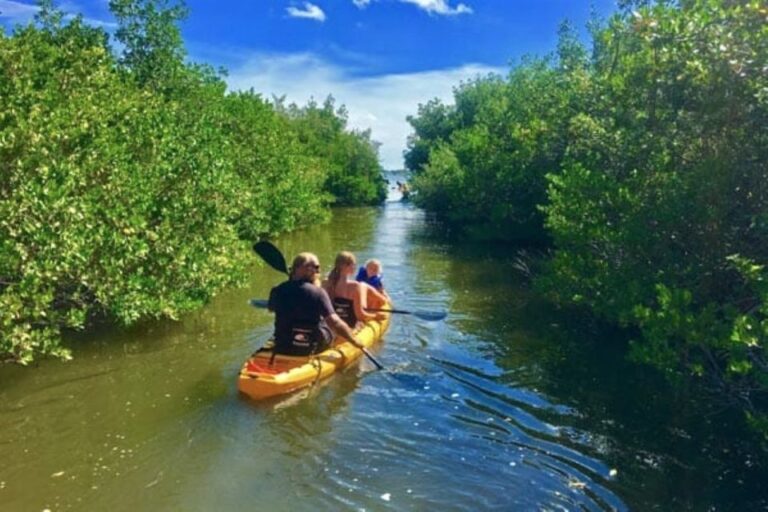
[290,252,319,279]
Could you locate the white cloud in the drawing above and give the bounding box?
[352,0,472,16]
[0,0,38,22]
[286,2,326,22]
[226,53,502,169]
[402,0,472,16]
[76,16,117,29]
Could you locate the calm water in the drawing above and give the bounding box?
[1,184,766,511]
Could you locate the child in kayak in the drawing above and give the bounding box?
[356,259,385,292]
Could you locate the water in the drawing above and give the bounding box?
[1,181,766,511]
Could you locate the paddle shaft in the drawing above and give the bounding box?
[359,346,384,370]
[366,307,415,315]
[366,307,446,321]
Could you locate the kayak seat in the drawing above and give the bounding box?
[245,358,282,375]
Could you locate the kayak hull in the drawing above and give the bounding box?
[238,307,391,400]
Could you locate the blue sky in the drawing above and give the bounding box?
[0,0,619,168]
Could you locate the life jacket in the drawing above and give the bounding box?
[273,319,332,356]
[356,266,384,291]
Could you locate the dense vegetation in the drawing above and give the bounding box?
[0,0,385,364]
[405,0,768,435]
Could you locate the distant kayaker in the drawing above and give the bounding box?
[323,252,388,328]
[268,252,362,356]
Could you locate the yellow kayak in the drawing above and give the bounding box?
[237,306,391,400]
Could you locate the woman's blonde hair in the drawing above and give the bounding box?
[327,251,356,296]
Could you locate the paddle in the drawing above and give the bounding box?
[364,307,446,321]
[248,299,384,370]
[253,240,447,321]
[250,300,444,321]
[250,300,445,321]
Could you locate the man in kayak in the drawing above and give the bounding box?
[268,252,362,356]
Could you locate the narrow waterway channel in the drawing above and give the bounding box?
[1,186,766,511]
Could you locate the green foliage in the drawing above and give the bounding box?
[0,1,384,364]
[543,0,768,433]
[404,98,456,173]
[35,0,65,31]
[405,0,768,433]
[0,21,244,363]
[222,90,331,239]
[406,26,590,242]
[282,96,386,206]
[109,0,188,91]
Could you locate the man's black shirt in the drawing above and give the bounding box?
[268,279,334,355]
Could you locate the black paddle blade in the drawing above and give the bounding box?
[253,241,289,275]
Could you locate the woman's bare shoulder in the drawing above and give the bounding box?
[338,280,363,297]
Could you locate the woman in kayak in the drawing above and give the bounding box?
[323,251,388,329]
[268,252,363,356]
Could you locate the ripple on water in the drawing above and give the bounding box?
[283,346,629,512]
